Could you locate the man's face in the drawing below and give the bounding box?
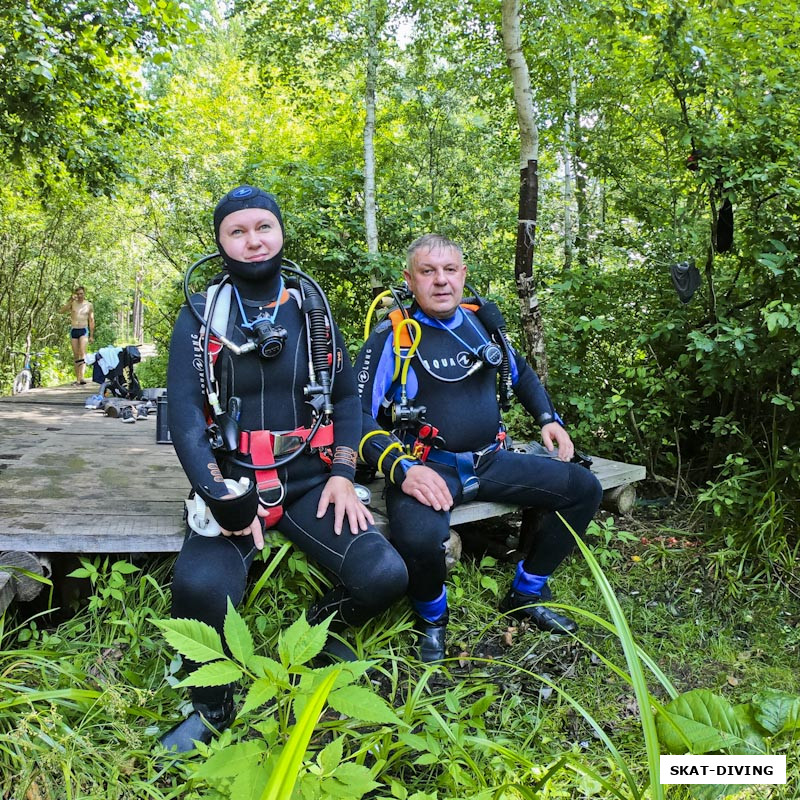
[218,208,284,264]
[75,289,85,301]
[403,246,467,319]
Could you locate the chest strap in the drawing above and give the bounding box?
[237,424,335,526]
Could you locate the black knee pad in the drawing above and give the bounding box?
[339,532,408,620]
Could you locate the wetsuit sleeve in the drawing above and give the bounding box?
[509,346,559,428]
[354,324,422,486]
[167,297,259,529]
[327,323,361,481]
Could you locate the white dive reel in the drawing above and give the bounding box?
[185,477,252,537]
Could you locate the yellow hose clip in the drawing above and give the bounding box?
[389,454,416,484]
[377,441,404,474]
[358,428,391,462]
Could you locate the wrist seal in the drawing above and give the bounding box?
[199,479,259,532]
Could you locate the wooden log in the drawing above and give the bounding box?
[0,550,47,602]
[602,483,637,515]
[0,571,15,616]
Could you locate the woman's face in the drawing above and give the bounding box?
[217,208,283,264]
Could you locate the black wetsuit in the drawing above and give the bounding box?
[355,304,602,603]
[167,269,408,699]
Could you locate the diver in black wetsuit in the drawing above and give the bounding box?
[159,186,407,752]
[355,234,602,663]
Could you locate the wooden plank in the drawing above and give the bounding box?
[0,384,646,554]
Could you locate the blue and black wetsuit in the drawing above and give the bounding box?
[167,270,408,702]
[355,304,602,604]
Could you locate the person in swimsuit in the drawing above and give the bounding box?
[61,286,94,385]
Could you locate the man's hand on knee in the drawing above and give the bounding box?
[541,422,574,462]
[402,465,453,511]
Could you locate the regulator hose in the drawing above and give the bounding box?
[301,277,334,415]
[474,299,514,411]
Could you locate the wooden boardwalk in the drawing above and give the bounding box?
[0,385,646,555]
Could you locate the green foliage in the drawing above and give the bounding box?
[1,517,799,798]
[153,601,400,799]
[0,0,196,190]
[656,688,800,800]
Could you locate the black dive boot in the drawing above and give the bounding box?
[417,611,449,664]
[308,586,359,664]
[158,686,236,753]
[500,584,578,634]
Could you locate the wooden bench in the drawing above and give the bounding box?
[0,385,645,611]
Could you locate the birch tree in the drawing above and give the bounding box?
[500,0,548,381]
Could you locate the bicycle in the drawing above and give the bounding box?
[10,349,43,394]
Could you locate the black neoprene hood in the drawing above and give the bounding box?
[213,185,284,241]
[213,185,285,287]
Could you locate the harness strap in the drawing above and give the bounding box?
[239,424,335,459]
[402,434,504,502]
[240,430,284,527]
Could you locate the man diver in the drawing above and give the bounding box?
[355,234,602,662]
[160,186,407,751]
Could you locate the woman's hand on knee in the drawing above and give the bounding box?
[317,475,374,536]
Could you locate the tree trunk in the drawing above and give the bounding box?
[363,0,383,298]
[563,58,574,272]
[133,271,144,343]
[500,0,548,382]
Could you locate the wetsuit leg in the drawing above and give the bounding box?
[278,482,408,625]
[384,465,463,602]
[475,449,603,574]
[170,528,257,704]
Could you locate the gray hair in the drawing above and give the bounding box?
[406,234,463,271]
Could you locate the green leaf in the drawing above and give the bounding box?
[248,655,290,682]
[317,736,345,774]
[327,685,405,725]
[657,690,742,754]
[153,617,226,663]
[321,763,380,798]
[240,678,279,715]
[260,668,341,800]
[67,568,92,579]
[688,783,747,800]
[278,612,330,666]
[177,660,243,687]
[111,560,140,574]
[469,691,496,719]
[194,740,267,779]
[729,704,766,755]
[224,598,255,666]
[752,689,800,735]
